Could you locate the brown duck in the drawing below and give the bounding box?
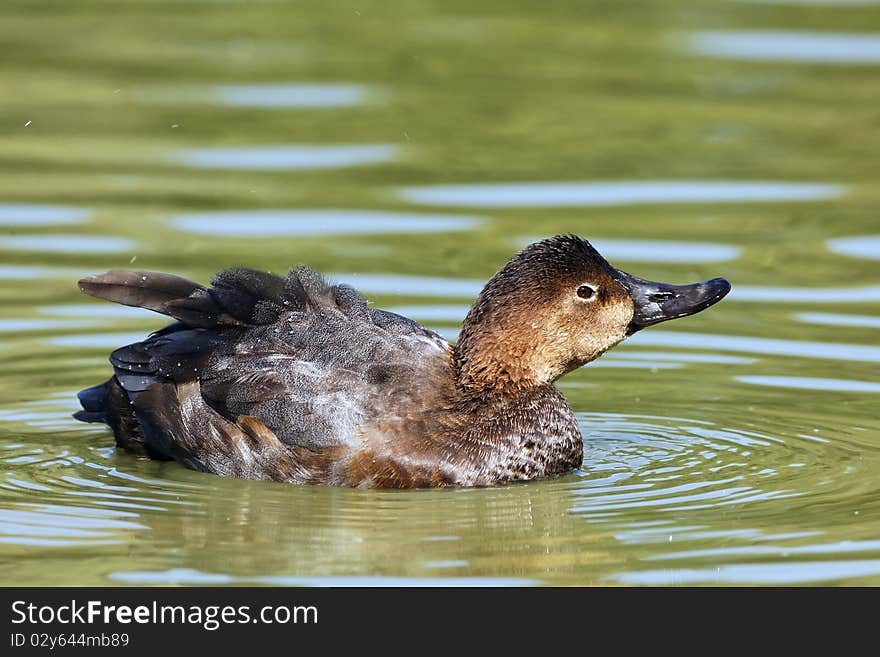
[74,235,730,488]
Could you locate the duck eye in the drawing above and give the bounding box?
[576,285,596,300]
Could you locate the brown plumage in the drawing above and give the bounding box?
[74,235,730,488]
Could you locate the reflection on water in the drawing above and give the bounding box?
[615,561,880,585]
[49,332,153,349]
[0,204,90,226]
[175,144,398,170]
[600,351,756,365]
[690,31,880,64]
[3,0,880,587]
[8,401,875,585]
[1,385,879,585]
[0,266,90,280]
[796,312,880,329]
[214,83,373,108]
[0,319,98,333]
[730,284,880,303]
[172,209,483,236]
[518,237,741,263]
[386,304,470,321]
[399,181,843,208]
[333,273,483,298]
[0,235,136,254]
[39,304,158,320]
[109,570,533,587]
[430,327,460,342]
[648,538,880,561]
[0,505,144,547]
[630,330,880,363]
[827,235,880,260]
[137,83,374,109]
[737,376,880,393]
[589,360,683,370]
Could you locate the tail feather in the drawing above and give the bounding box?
[74,381,110,423]
[73,410,105,423]
[77,381,109,411]
[78,270,221,327]
[79,270,204,310]
[77,267,334,328]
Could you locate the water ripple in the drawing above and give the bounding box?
[400,180,843,208]
[629,330,880,363]
[737,376,880,392]
[108,569,534,587]
[172,209,482,237]
[0,204,90,226]
[0,235,135,254]
[827,235,880,260]
[519,237,741,263]
[796,312,880,329]
[214,83,373,108]
[614,560,880,585]
[175,144,398,170]
[690,31,880,64]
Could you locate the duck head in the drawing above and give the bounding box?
[454,234,731,392]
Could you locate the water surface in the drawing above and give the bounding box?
[690,31,880,64]
[172,209,483,236]
[176,144,398,170]
[1,0,879,587]
[400,181,843,208]
[211,84,372,109]
[0,205,90,226]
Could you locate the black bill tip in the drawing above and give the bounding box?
[617,273,731,334]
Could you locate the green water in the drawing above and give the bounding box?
[1,0,880,586]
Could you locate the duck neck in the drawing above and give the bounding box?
[453,331,554,395]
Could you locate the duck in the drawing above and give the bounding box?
[74,234,730,488]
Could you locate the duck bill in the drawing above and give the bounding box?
[613,271,731,334]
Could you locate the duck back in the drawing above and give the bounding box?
[77,266,452,479]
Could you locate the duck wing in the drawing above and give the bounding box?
[79,266,450,460]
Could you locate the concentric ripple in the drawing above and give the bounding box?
[570,411,880,585]
[2,388,878,585]
[574,412,799,517]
